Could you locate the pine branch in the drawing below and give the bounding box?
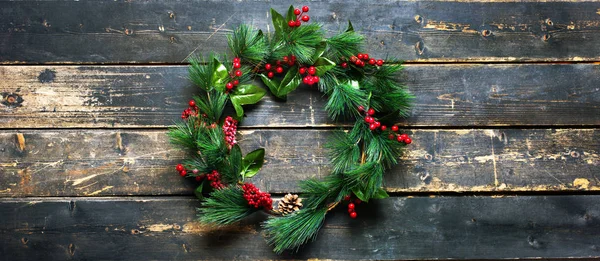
[196,127,228,168]
[188,53,221,90]
[324,130,361,174]
[167,118,201,152]
[228,24,268,65]
[273,23,324,64]
[325,31,364,62]
[325,81,367,120]
[199,185,257,225]
[193,89,228,123]
[263,207,328,254]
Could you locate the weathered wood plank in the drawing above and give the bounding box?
[1,196,600,260]
[1,129,598,197]
[1,64,600,128]
[2,1,600,63]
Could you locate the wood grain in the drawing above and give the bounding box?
[2,1,600,63]
[1,129,598,197]
[1,196,600,260]
[1,64,599,128]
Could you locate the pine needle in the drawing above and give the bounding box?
[263,207,328,254]
[199,186,257,225]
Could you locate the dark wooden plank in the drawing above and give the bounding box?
[1,196,600,260]
[1,64,600,128]
[1,129,598,197]
[2,1,600,63]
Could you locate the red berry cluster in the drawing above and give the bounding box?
[264,55,296,78]
[388,131,412,145]
[341,53,385,68]
[226,57,243,91]
[207,170,225,189]
[181,100,199,119]
[223,116,238,148]
[343,195,361,219]
[242,183,273,210]
[176,163,188,177]
[288,6,310,27]
[358,106,386,131]
[300,66,319,85]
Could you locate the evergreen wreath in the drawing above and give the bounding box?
[168,5,413,254]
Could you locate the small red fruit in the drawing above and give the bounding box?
[363,53,369,60]
[195,176,202,182]
[302,6,309,12]
[265,63,272,71]
[404,138,412,144]
[397,135,405,142]
[349,211,357,219]
[380,125,387,131]
[233,62,241,69]
[188,100,196,107]
[233,57,240,63]
[389,134,396,140]
[369,123,377,130]
[179,170,187,177]
[299,67,306,74]
[295,20,301,27]
[344,195,351,201]
[348,208,355,213]
[226,82,234,90]
[348,203,355,210]
[358,105,365,112]
[313,76,320,83]
[367,108,375,116]
[376,59,384,66]
[233,79,239,86]
[374,121,381,128]
[369,58,376,65]
[294,8,301,15]
[364,116,374,123]
[267,71,274,78]
[341,62,348,68]
[301,15,310,22]
[235,70,243,77]
[391,125,399,132]
[276,67,284,74]
[176,164,184,172]
[288,20,296,27]
[308,66,316,75]
[357,53,364,60]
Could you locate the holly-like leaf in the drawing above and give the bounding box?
[311,41,327,62]
[313,57,336,76]
[259,74,281,97]
[271,8,286,36]
[351,187,368,202]
[229,145,243,181]
[194,183,204,200]
[241,148,265,179]
[371,188,389,199]
[212,58,229,92]
[346,21,354,32]
[286,5,296,25]
[230,84,267,117]
[276,66,301,98]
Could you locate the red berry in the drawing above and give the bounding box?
[294,8,301,15]
[363,54,369,60]
[369,58,376,65]
[235,70,242,77]
[389,134,396,140]
[176,164,184,172]
[369,123,377,130]
[313,76,320,83]
[295,20,301,27]
[348,203,355,210]
[288,20,295,27]
[233,57,240,63]
[380,125,387,131]
[341,62,348,68]
[188,100,196,107]
[307,76,315,85]
[233,80,239,86]
[354,199,361,204]
[308,66,316,75]
[400,134,408,139]
[195,176,202,182]
[179,170,187,177]
[358,105,365,112]
[397,135,405,142]
[374,121,381,128]
[301,15,309,22]
[364,116,374,123]
[349,211,357,219]
[391,125,399,132]
[276,67,284,74]
[299,67,306,74]
[233,62,241,69]
[267,71,274,78]
[367,108,375,116]
[357,53,364,60]
[344,195,351,201]
[350,56,358,62]
[404,137,412,144]
[265,63,272,71]
[226,82,234,90]
[291,55,297,61]
[302,6,309,12]
[303,76,310,84]
[283,56,289,63]
[376,59,384,66]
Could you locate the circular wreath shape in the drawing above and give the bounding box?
[168,5,413,254]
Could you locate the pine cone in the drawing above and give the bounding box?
[277,193,303,215]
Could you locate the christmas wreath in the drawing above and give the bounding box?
[168,5,413,254]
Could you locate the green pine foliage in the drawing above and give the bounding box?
[199,186,257,225]
[169,4,414,254]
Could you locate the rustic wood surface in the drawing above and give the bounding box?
[0,129,598,197]
[2,1,600,63]
[2,0,600,260]
[1,196,600,260]
[1,64,600,128]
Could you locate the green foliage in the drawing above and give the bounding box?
[325,31,363,62]
[344,162,384,202]
[263,207,328,254]
[167,119,201,151]
[241,148,265,179]
[199,186,257,225]
[230,84,267,118]
[325,130,360,174]
[259,67,301,99]
[228,24,267,64]
[193,89,228,123]
[188,54,229,91]
[325,81,366,120]
[219,144,243,184]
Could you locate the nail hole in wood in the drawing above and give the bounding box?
[21,238,28,245]
[414,15,423,24]
[425,154,433,161]
[542,33,551,41]
[124,28,133,35]
[131,229,140,234]
[545,18,553,26]
[481,29,491,37]
[169,11,176,19]
[570,151,580,158]
[68,243,75,256]
[415,41,425,55]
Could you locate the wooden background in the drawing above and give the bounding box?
[1,1,600,260]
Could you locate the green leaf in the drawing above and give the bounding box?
[276,66,301,98]
[313,57,335,76]
[242,148,265,179]
[212,58,229,91]
[371,188,389,199]
[352,187,368,202]
[229,145,243,182]
[346,21,354,32]
[286,5,296,24]
[194,183,204,200]
[230,84,266,117]
[259,74,281,97]
[311,41,327,61]
[271,8,286,36]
